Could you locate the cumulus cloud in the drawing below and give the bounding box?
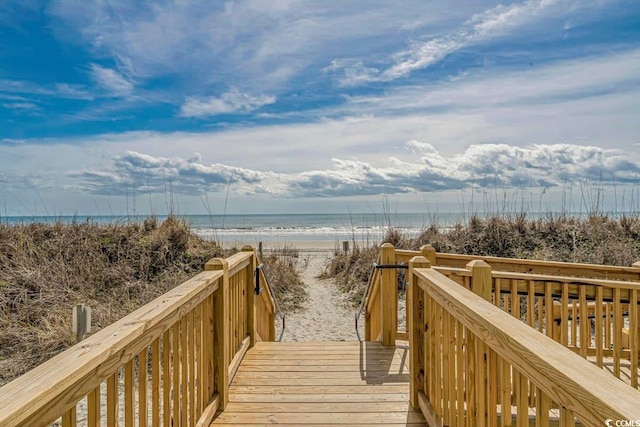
[89,64,134,97]
[74,143,640,198]
[179,88,276,118]
[75,151,283,196]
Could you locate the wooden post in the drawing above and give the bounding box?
[381,243,397,346]
[258,242,263,257]
[409,256,430,408]
[72,304,91,342]
[205,257,230,409]
[242,245,256,347]
[342,241,350,254]
[421,245,437,266]
[409,245,435,334]
[467,260,492,301]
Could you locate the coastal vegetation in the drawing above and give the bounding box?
[327,213,640,305]
[0,217,305,385]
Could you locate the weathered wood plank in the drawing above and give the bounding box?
[214,341,425,425]
[229,393,410,403]
[234,370,409,379]
[231,377,411,386]
[212,411,426,424]
[223,402,419,413]
[230,385,410,394]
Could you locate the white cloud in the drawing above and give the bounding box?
[335,0,582,85]
[340,48,640,115]
[72,143,640,199]
[1,102,40,111]
[75,151,284,196]
[54,83,94,100]
[179,88,276,118]
[46,1,493,92]
[89,64,134,97]
[0,79,92,99]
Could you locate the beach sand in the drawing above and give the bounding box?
[266,241,405,342]
[274,247,362,342]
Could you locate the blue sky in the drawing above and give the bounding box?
[1,0,639,216]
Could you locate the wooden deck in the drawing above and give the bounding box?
[211,341,427,425]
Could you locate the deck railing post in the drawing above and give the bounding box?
[205,257,230,410]
[421,245,437,266]
[409,256,430,409]
[633,261,640,282]
[380,243,397,346]
[467,260,493,301]
[406,245,437,335]
[242,245,256,348]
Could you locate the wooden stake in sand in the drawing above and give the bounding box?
[72,304,91,342]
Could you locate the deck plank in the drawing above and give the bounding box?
[211,341,426,426]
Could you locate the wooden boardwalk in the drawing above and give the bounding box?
[211,341,427,425]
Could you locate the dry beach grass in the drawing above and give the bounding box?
[0,217,306,385]
[3,212,640,386]
[327,213,640,306]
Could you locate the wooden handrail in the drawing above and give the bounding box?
[369,244,640,351]
[409,260,640,426]
[396,247,640,281]
[0,247,277,427]
[0,268,223,427]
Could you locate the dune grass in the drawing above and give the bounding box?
[259,245,308,313]
[0,217,304,385]
[327,213,640,306]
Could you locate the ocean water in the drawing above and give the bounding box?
[1,211,622,245]
[0,212,466,245]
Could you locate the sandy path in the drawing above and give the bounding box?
[279,251,359,342]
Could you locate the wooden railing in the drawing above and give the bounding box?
[420,250,640,281]
[435,265,640,390]
[255,266,277,342]
[408,257,640,426]
[0,246,275,427]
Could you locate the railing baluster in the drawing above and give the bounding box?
[595,286,604,368]
[456,320,464,424]
[579,286,588,357]
[163,329,171,427]
[87,386,100,427]
[139,348,148,427]
[107,371,118,427]
[196,300,204,416]
[488,347,498,426]
[181,316,188,427]
[124,359,134,427]
[62,406,76,427]
[172,322,180,425]
[434,302,443,419]
[152,338,160,427]
[562,283,569,346]
[442,309,451,426]
[189,310,196,426]
[614,288,622,378]
[631,289,639,389]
